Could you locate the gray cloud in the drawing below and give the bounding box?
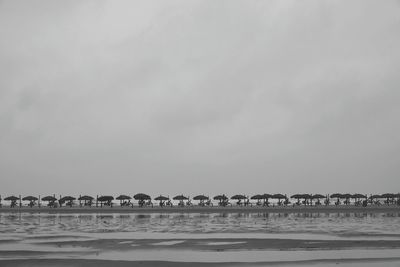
[0,0,399,197]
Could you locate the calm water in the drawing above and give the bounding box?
[1,212,400,238]
[1,212,400,264]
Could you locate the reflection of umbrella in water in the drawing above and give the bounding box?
[133,193,151,200]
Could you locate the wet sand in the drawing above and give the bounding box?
[1,205,399,214]
[2,258,400,267]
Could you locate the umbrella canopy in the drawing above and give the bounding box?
[231,194,247,200]
[381,193,395,199]
[262,194,273,199]
[312,194,326,199]
[4,196,19,201]
[173,195,188,200]
[330,193,343,198]
[370,194,382,199]
[154,195,169,201]
[116,195,132,200]
[342,193,352,199]
[251,194,264,200]
[272,194,286,199]
[42,196,57,201]
[97,196,114,202]
[352,193,367,199]
[133,193,151,200]
[22,196,38,201]
[60,196,76,202]
[193,195,209,200]
[291,194,303,199]
[213,195,228,201]
[78,195,94,201]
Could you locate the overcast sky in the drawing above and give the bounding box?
[1,0,399,198]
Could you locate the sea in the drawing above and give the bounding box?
[1,212,400,265]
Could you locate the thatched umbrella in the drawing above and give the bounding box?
[97,196,114,207]
[213,194,228,202]
[78,195,94,206]
[173,195,188,206]
[154,195,169,206]
[311,194,325,205]
[116,195,132,206]
[381,193,395,205]
[60,196,76,207]
[133,193,151,200]
[193,195,209,205]
[330,193,343,205]
[42,196,57,207]
[251,194,264,205]
[22,196,38,207]
[4,196,19,207]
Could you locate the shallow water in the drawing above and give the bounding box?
[1,212,400,264]
[1,212,400,238]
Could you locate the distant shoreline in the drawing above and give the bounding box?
[1,205,399,214]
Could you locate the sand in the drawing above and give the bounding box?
[1,205,399,214]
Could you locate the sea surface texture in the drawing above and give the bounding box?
[1,212,400,266]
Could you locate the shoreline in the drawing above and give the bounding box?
[1,205,399,214]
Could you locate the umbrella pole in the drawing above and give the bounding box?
[19,195,21,208]
[39,195,41,208]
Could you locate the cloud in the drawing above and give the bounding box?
[0,0,399,196]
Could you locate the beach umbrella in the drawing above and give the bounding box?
[173,195,188,200]
[370,194,382,199]
[133,193,151,200]
[352,193,366,199]
[193,195,209,200]
[330,193,343,199]
[60,196,76,202]
[116,195,132,200]
[272,194,286,199]
[213,195,228,201]
[154,195,169,201]
[381,193,394,199]
[4,196,19,201]
[97,196,114,202]
[251,194,264,200]
[262,194,273,199]
[312,194,326,199]
[290,194,303,199]
[231,194,247,200]
[42,196,57,202]
[22,196,38,201]
[78,195,94,201]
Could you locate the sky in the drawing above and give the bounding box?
[1,0,400,198]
